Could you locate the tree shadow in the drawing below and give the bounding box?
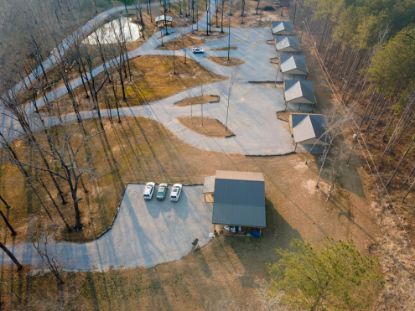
[222,199,302,289]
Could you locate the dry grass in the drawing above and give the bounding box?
[40,55,224,116]
[178,116,233,137]
[158,33,204,50]
[0,134,382,310]
[220,0,288,28]
[1,116,231,242]
[18,13,157,104]
[175,94,220,106]
[211,46,238,51]
[207,56,244,66]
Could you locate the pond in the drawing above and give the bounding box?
[83,16,142,45]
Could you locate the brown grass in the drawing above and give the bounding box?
[18,13,157,104]
[207,56,244,66]
[158,33,204,50]
[175,94,220,107]
[211,46,238,51]
[0,126,382,310]
[220,0,288,28]
[178,116,233,137]
[39,55,224,116]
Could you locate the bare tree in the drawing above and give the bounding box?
[32,233,64,284]
[0,207,17,236]
[0,242,22,271]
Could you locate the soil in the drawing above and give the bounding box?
[17,12,157,105]
[178,116,233,137]
[158,33,204,50]
[38,55,225,116]
[174,94,220,106]
[218,0,289,28]
[211,46,238,51]
[207,56,245,66]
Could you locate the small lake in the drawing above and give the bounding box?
[83,16,142,45]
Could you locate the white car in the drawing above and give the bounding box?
[170,183,183,202]
[192,47,204,54]
[143,182,156,200]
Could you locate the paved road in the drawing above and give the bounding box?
[1,185,213,271]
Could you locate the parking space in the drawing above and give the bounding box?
[2,184,213,271]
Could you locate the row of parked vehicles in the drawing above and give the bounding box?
[143,182,183,202]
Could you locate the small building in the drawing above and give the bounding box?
[275,36,300,53]
[280,54,308,77]
[289,113,327,152]
[155,15,173,28]
[284,80,316,111]
[271,21,294,36]
[205,170,266,236]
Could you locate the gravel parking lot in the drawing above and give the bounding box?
[2,184,213,271]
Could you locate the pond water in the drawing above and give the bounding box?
[83,16,142,45]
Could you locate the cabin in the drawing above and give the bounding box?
[204,170,266,237]
[280,54,308,77]
[284,80,316,111]
[275,36,301,53]
[271,21,294,36]
[155,15,173,28]
[289,113,327,153]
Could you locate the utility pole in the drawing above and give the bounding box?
[227,2,231,61]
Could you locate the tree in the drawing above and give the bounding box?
[268,239,384,311]
[367,26,415,109]
[0,242,22,271]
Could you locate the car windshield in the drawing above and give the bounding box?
[158,186,165,192]
[173,187,179,192]
[146,185,152,190]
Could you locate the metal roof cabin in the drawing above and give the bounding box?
[280,54,308,76]
[289,113,327,149]
[212,170,266,228]
[155,15,173,27]
[284,80,315,105]
[271,21,294,35]
[275,36,301,53]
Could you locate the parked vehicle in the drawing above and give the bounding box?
[143,182,156,200]
[192,47,204,54]
[156,183,168,200]
[170,183,183,202]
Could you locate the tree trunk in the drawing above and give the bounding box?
[0,242,22,271]
[0,208,17,236]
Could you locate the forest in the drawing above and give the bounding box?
[293,0,415,203]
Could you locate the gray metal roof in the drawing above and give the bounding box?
[271,21,294,35]
[212,171,266,228]
[291,114,327,144]
[284,79,315,104]
[280,54,308,75]
[275,36,300,52]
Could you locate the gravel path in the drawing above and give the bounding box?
[1,185,213,271]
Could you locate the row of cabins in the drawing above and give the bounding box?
[272,21,328,153]
[202,22,330,237]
